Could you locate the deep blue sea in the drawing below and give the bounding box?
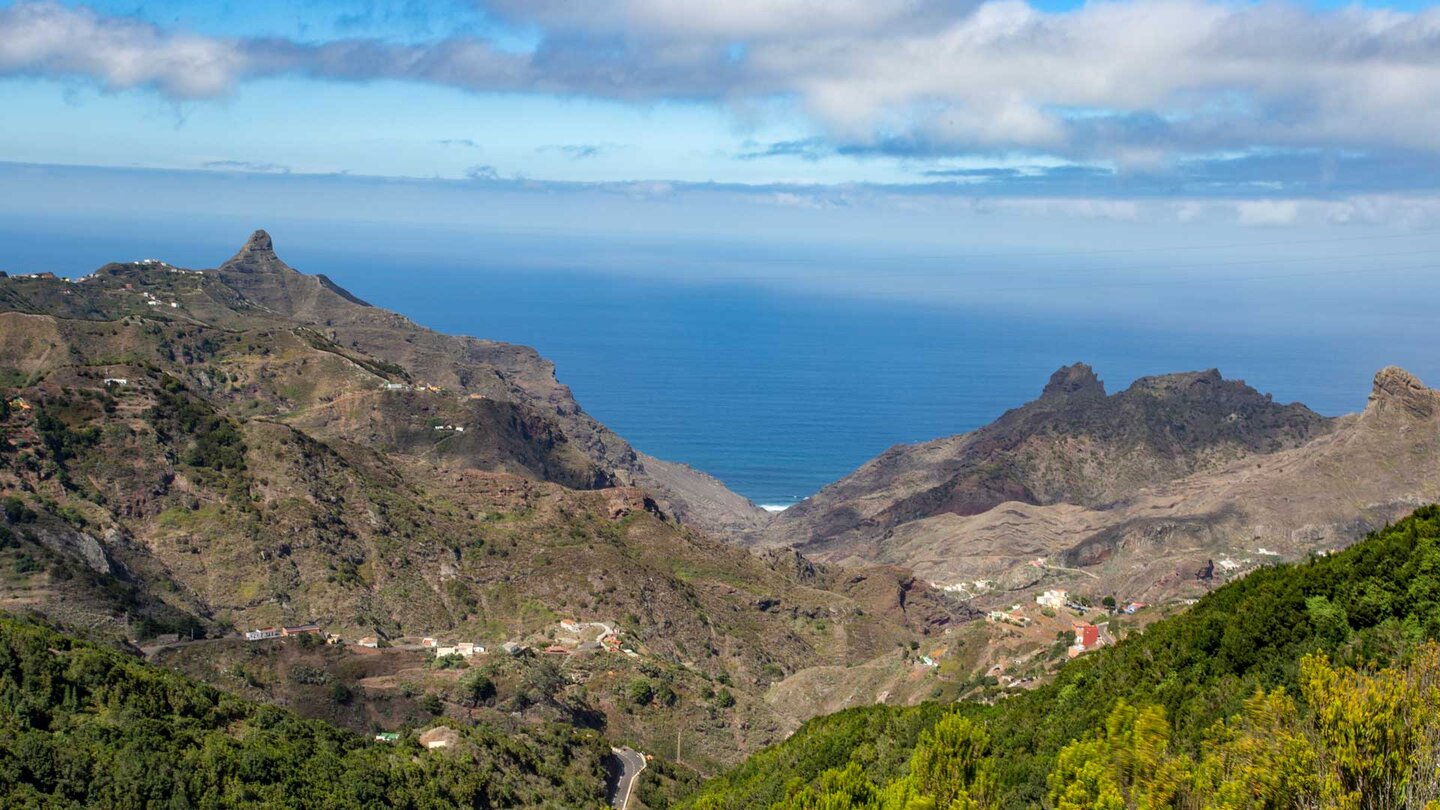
[4,217,1437,508]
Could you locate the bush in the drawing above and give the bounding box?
[2,497,36,524]
[627,678,655,706]
[328,682,353,705]
[288,665,328,686]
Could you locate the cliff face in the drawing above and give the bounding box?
[763,362,1440,605]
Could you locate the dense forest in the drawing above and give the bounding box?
[686,505,1440,809]
[0,615,614,809]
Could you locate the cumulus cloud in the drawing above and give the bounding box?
[7,0,1440,164]
[0,1,245,97]
[1235,199,1301,226]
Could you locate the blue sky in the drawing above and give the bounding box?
[4,0,1440,190]
[5,0,1440,274]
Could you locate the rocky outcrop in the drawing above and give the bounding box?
[1367,366,1439,420]
[219,229,283,273]
[1040,362,1106,400]
[27,523,118,577]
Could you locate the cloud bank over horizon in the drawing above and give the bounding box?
[5,0,1440,213]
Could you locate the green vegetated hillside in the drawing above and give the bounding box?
[0,236,969,774]
[684,505,1440,809]
[0,614,622,809]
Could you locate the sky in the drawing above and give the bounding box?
[3,0,1440,188]
[4,0,1440,300]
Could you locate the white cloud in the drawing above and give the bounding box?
[1236,199,1301,226]
[6,0,1440,164]
[0,1,244,98]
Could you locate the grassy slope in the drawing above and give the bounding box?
[683,504,1440,809]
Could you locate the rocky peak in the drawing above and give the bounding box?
[220,229,290,274]
[1041,363,1106,400]
[1367,366,1437,419]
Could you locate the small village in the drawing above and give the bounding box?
[240,617,641,663]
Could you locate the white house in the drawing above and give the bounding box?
[1036,589,1069,610]
[419,727,460,750]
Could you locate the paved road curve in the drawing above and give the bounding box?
[608,747,647,810]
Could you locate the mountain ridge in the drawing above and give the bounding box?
[0,231,972,769]
[760,361,1440,606]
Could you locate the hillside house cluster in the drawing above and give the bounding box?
[243,624,323,642]
[430,639,485,658]
[986,608,1033,627]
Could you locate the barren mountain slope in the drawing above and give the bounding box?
[763,363,1332,550]
[782,366,1440,605]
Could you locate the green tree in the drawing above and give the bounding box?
[628,678,655,706]
[459,670,495,707]
[903,714,996,810]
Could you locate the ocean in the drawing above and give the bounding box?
[3,217,1437,509]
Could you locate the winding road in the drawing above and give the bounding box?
[608,747,647,809]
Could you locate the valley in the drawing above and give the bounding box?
[2,231,1438,808]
